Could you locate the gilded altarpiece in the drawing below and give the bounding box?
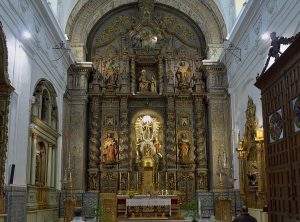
[64,1,232,208]
[83,1,210,202]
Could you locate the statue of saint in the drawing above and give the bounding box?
[150,75,157,93]
[153,138,161,154]
[139,69,150,92]
[176,61,192,89]
[139,69,157,93]
[102,133,118,164]
[178,133,190,164]
[104,60,119,87]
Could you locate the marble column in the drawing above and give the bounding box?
[47,144,53,187]
[51,147,56,188]
[65,62,93,190]
[30,133,38,185]
[204,62,233,191]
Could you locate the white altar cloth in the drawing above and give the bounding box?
[126,197,172,216]
[126,197,171,207]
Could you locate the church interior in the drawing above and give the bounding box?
[0,0,299,221]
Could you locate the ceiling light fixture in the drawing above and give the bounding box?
[261,32,270,41]
[22,31,32,39]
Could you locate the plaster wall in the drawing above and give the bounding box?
[224,0,300,189]
[0,0,72,189]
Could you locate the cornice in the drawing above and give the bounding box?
[30,116,60,144]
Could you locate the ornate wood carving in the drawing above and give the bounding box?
[88,96,101,191]
[237,97,266,209]
[255,35,300,220]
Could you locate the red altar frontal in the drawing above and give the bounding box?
[117,195,180,219]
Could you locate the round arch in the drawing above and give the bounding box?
[66,0,227,61]
[32,79,58,129]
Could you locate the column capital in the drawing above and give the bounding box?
[67,62,94,90]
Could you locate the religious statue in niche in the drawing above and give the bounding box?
[102,133,118,164]
[101,59,120,87]
[138,69,157,93]
[35,142,47,186]
[178,132,191,164]
[135,115,162,163]
[175,61,193,90]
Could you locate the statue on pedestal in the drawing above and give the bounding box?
[175,61,193,91]
[138,69,157,93]
[102,133,118,164]
[178,133,191,164]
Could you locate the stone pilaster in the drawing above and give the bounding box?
[47,144,53,187]
[204,62,232,191]
[30,133,38,185]
[64,62,93,190]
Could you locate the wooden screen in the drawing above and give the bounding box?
[255,35,300,222]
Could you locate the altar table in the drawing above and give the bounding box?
[126,196,172,216]
[117,195,179,219]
